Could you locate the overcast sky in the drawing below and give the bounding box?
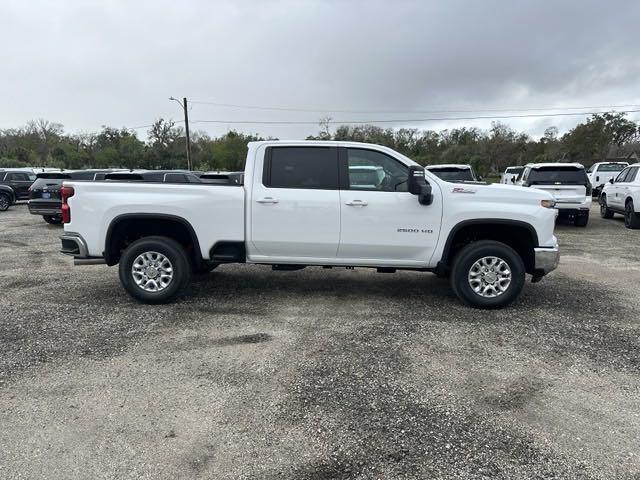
[1,0,639,140]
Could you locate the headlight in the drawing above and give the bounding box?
[541,199,556,208]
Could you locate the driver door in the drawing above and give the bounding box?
[337,147,441,266]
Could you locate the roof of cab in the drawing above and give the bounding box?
[425,164,472,170]
[525,162,584,169]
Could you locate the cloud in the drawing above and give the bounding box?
[1,0,639,140]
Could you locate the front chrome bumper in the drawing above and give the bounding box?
[534,245,560,276]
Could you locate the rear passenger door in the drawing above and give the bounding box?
[249,146,341,259]
[6,172,34,199]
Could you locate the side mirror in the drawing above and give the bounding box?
[609,178,614,184]
[408,165,433,205]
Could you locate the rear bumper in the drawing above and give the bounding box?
[60,232,89,257]
[555,197,592,211]
[532,244,560,281]
[28,201,61,216]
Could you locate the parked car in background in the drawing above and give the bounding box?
[586,161,628,197]
[0,184,17,211]
[517,163,592,226]
[425,164,479,182]
[501,166,524,184]
[104,170,203,183]
[0,169,37,200]
[599,163,640,229]
[29,170,122,224]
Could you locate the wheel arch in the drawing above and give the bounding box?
[104,213,203,267]
[439,219,539,274]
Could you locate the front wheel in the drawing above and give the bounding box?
[0,193,10,211]
[118,236,191,304]
[450,240,525,309]
[43,215,63,225]
[625,201,640,229]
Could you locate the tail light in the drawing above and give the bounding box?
[61,186,74,223]
[28,186,32,199]
[585,182,592,196]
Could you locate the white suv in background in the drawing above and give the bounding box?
[517,163,592,226]
[425,164,479,182]
[599,163,640,229]
[501,166,524,184]
[587,161,628,197]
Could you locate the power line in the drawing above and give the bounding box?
[188,99,640,115]
[187,109,640,126]
[127,108,640,130]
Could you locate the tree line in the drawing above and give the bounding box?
[1,113,638,176]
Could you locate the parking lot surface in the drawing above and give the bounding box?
[1,203,639,479]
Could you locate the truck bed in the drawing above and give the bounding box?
[65,181,245,259]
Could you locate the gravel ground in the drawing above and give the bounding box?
[1,203,639,479]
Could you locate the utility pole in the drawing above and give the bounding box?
[169,96,192,170]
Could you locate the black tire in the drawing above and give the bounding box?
[0,193,10,211]
[600,195,614,219]
[43,215,63,225]
[193,263,219,275]
[450,240,525,309]
[118,236,191,304]
[624,200,640,229]
[574,211,589,227]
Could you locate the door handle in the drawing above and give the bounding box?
[345,200,368,206]
[256,197,279,204]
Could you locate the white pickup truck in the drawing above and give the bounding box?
[60,141,559,308]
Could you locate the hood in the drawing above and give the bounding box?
[445,181,554,202]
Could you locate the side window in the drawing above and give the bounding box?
[627,167,639,183]
[164,173,188,183]
[264,147,338,189]
[346,148,408,192]
[615,168,631,183]
[7,173,28,181]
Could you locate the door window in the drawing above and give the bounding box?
[264,147,338,189]
[615,168,632,183]
[8,172,30,181]
[626,167,639,183]
[346,149,408,192]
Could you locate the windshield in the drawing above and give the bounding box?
[429,168,475,182]
[506,167,524,175]
[528,167,588,184]
[597,163,627,172]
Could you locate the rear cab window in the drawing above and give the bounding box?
[429,167,475,182]
[597,163,627,172]
[527,166,588,185]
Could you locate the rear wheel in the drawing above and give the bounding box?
[119,236,191,303]
[0,193,10,211]
[574,211,589,227]
[624,201,640,229]
[450,240,525,309]
[600,195,614,219]
[43,215,63,225]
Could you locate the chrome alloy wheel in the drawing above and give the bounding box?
[468,256,512,298]
[131,251,174,292]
